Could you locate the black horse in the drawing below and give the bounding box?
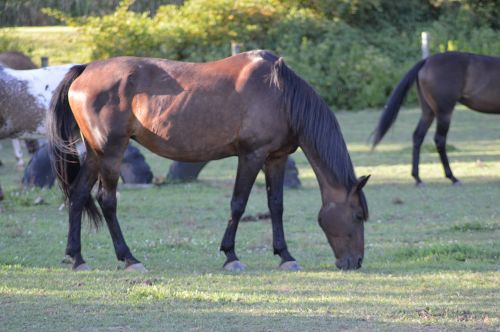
[372,51,500,186]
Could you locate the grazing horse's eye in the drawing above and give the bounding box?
[353,211,364,222]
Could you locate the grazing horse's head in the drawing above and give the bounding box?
[318,175,370,270]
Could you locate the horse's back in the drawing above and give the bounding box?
[0,51,36,70]
[418,52,500,113]
[69,51,290,161]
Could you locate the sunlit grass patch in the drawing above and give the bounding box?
[0,101,499,330]
[388,243,499,263]
[450,222,499,232]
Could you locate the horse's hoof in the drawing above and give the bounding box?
[452,180,463,187]
[280,261,301,271]
[125,263,148,273]
[415,182,426,188]
[73,263,91,271]
[61,255,73,264]
[223,260,246,272]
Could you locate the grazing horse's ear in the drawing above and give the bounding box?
[356,175,370,192]
[348,175,370,198]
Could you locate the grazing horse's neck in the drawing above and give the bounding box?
[300,140,350,205]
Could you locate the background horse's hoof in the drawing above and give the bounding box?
[61,255,73,264]
[224,260,246,272]
[452,180,463,187]
[73,263,91,271]
[280,261,301,271]
[125,263,148,273]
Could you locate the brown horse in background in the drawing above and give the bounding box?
[48,50,369,272]
[373,51,500,186]
[0,51,37,70]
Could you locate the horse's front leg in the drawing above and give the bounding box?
[264,155,299,271]
[220,152,265,271]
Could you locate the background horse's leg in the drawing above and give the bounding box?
[434,113,460,185]
[264,155,299,271]
[411,112,434,186]
[220,152,265,271]
[412,100,435,186]
[96,152,144,272]
[65,160,98,270]
[12,139,24,168]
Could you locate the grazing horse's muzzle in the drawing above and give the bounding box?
[335,255,363,270]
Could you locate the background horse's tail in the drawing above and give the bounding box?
[372,59,427,148]
[47,64,102,227]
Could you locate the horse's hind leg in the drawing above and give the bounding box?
[264,155,299,271]
[434,113,461,185]
[65,158,99,270]
[220,152,266,271]
[413,89,435,186]
[96,150,145,271]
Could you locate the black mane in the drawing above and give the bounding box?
[271,57,357,189]
[270,57,368,220]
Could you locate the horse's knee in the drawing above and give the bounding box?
[412,131,424,146]
[269,199,283,215]
[230,200,246,220]
[434,135,446,152]
[97,190,116,211]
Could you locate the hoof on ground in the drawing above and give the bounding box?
[224,260,246,272]
[73,263,91,271]
[280,261,300,271]
[61,255,73,264]
[415,182,426,188]
[125,263,148,273]
[452,180,463,187]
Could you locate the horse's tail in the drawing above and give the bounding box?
[372,59,427,148]
[47,64,102,228]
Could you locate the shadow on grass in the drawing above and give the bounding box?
[0,269,496,331]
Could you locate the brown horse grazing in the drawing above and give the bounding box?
[48,50,369,272]
[373,51,500,186]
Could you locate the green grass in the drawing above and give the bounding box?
[0,106,498,331]
[0,26,90,65]
[0,26,499,331]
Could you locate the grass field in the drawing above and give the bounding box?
[0,105,498,331]
[1,25,499,331]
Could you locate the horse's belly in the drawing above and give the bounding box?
[461,92,500,114]
[134,129,236,162]
[132,91,242,160]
